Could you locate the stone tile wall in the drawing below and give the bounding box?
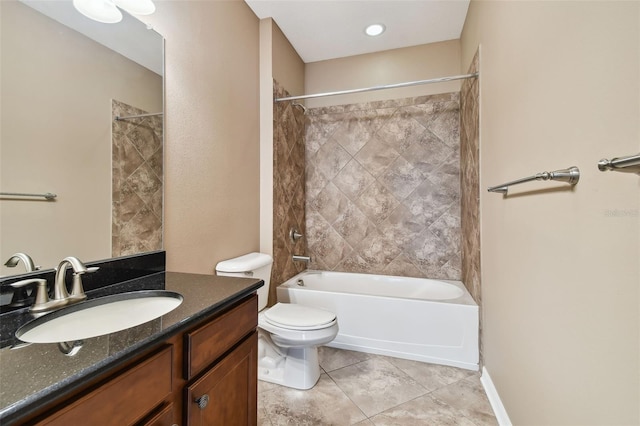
[271,81,307,305]
[305,93,461,279]
[111,100,163,257]
[460,52,481,303]
[460,50,482,362]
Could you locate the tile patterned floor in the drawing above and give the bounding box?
[258,347,498,425]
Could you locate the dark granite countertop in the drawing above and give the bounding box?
[0,271,262,425]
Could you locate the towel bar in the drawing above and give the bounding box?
[0,192,57,200]
[488,167,580,195]
[598,153,640,174]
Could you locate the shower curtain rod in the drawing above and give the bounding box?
[274,72,479,102]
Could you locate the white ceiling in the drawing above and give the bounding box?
[245,0,471,63]
[21,0,163,75]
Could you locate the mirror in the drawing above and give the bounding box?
[0,0,164,276]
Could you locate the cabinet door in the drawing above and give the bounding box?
[185,332,257,426]
[138,403,174,426]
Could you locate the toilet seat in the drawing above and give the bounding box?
[263,303,336,331]
[258,310,339,349]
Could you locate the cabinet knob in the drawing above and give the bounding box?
[195,394,209,410]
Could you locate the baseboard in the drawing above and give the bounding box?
[481,366,513,426]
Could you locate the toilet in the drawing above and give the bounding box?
[215,252,338,390]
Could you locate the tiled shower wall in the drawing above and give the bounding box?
[111,99,163,257]
[460,50,482,360]
[271,81,307,305]
[460,52,481,303]
[305,93,461,279]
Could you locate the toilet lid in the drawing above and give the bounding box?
[264,303,336,330]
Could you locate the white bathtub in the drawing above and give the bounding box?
[277,270,479,371]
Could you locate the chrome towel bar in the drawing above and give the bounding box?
[114,112,163,121]
[488,166,580,195]
[0,192,57,200]
[598,153,640,174]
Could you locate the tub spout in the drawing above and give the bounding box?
[292,255,311,263]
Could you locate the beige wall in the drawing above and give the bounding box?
[144,1,260,274]
[305,40,461,108]
[0,1,162,274]
[272,23,305,98]
[461,1,639,424]
[259,18,275,256]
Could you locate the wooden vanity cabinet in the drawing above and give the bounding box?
[27,294,258,426]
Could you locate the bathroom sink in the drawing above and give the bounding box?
[15,290,183,344]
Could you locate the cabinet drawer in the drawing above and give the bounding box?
[184,295,257,380]
[37,345,173,426]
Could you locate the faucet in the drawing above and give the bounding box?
[292,255,311,263]
[54,257,98,303]
[4,252,39,273]
[9,256,98,314]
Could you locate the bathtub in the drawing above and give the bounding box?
[277,271,479,371]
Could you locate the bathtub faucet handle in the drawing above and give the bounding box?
[292,255,311,263]
[289,228,304,243]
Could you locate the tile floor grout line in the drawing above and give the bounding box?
[327,355,432,420]
[323,367,370,424]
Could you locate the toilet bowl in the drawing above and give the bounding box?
[216,252,338,390]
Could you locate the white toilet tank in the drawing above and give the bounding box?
[215,252,272,311]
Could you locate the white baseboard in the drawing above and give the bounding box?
[481,366,513,426]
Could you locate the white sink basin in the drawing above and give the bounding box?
[15,290,183,344]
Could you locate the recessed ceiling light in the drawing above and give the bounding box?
[72,0,156,23]
[365,23,386,37]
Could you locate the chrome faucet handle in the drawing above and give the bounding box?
[289,228,304,243]
[10,278,66,313]
[11,278,48,306]
[69,266,99,302]
[68,274,87,302]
